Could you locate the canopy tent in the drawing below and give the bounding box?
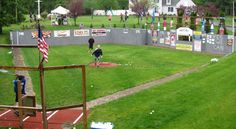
[51,6,70,15]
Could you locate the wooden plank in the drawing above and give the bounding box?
[0,44,38,48]
[46,104,83,111]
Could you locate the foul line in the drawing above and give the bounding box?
[47,110,59,120]
[0,110,11,117]
[23,116,30,122]
[73,113,83,124]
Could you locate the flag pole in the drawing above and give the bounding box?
[38,20,48,129]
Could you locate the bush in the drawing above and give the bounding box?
[141,24,145,29]
[90,24,93,28]
[133,24,136,28]
[101,24,105,28]
[113,24,117,28]
[123,24,126,28]
[41,11,48,20]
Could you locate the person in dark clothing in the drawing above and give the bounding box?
[92,45,103,67]
[88,37,95,53]
[13,75,26,116]
[13,75,26,105]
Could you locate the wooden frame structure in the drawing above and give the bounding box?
[0,44,87,129]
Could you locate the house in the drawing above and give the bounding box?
[129,0,196,15]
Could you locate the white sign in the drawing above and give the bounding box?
[54,30,70,37]
[74,29,90,37]
[92,29,106,36]
[194,40,202,52]
[177,27,193,36]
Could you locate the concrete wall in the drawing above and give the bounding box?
[10,28,236,55]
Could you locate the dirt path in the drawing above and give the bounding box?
[13,48,35,96]
[87,64,208,108]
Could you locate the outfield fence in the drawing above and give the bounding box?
[10,28,236,55]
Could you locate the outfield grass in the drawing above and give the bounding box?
[20,44,216,108]
[83,52,236,129]
[0,44,15,105]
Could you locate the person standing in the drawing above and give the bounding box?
[13,75,26,105]
[92,45,103,67]
[88,37,95,53]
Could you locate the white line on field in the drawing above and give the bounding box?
[0,110,11,117]
[73,113,83,124]
[47,110,59,120]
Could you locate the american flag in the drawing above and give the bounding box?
[38,24,49,62]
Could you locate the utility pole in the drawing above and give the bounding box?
[233,1,235,53]
[35,0,42,19]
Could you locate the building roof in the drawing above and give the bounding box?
[162,0,180,6]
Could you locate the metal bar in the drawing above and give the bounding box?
[43,65,84,71]
[39,58,48,129]
[82,65,87,129]
[0,44,38,48]
[0,105,41,110]
[46,104,83,111]
[0,66,38,71]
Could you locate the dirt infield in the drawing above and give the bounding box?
[89,62,118,68]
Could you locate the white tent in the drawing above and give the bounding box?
[176,0,196,8]
[51,6,70,15]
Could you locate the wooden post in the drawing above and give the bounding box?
[39,59,48,129]
[82,65,87,129]
[17,80,23,129]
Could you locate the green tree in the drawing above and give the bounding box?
[176,8,184,29]
[84,0,99,18]
[0,0,25,34]
[97,0,120,15]
[117,0,129,9]
[190,12,197,30]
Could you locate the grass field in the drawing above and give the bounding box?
[19,44,217,108]
[82,52,236,129]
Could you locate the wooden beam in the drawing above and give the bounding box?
[0,105,41,111]
[82,65,87,129]
[0,66,38,71]
[0,44,38,48]
[46,104,83,111]
[43,65,84,71]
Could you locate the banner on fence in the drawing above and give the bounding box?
[227,35,234,46]
[54,30,70,37]
[165,32,170,45]
[176,44,192,51]
[92,29,107,36]
[193,31,202,52]
[74,29,90,37]
[31,31,51,38]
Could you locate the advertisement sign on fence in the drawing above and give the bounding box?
[74,29,90,37]
[193,31,202,52]
[227,35,234,46]
[176,44,192,51]
[31,31,51,38]
[92,29,107,36]
[54,30,70,37]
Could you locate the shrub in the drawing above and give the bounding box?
[101,24,105,28]
[113,24,117,28]
[90,24,93,28]
[133,24,136,28]
[41,11,48,20]
[123,24,126,28]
